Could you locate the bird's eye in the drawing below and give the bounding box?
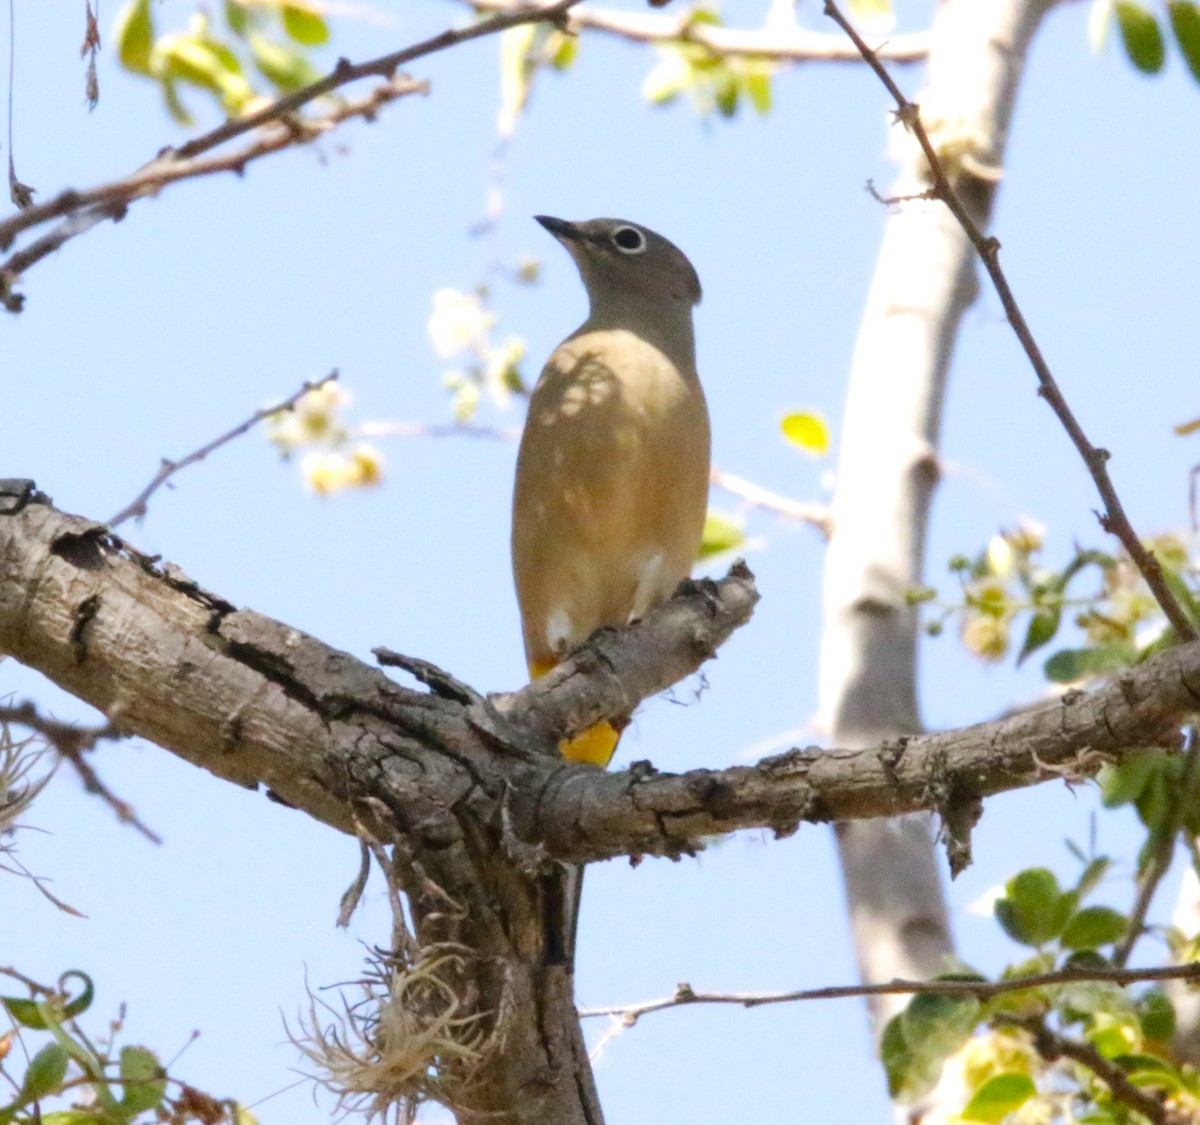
[611,226,646,254]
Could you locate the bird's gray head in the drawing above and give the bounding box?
[534,216,702,310]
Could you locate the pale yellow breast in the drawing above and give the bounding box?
[512,329,711,672]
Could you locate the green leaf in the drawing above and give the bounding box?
[1017,605,1062,665]
[1115,1,1166,72]
[21,1043,69,1100]
[699,511,746,561]
[547,31,578,70]
[880,1012,941,1101]
[1139,990,1177,1041]
[281,2,329,46]
[1088,1024,1134,1058]
[781,411,830,456]
[1061,905,1128,950]
[1064,948,1113,971]
[1074,856,1111,900]
[1171,2,1200,80]
[119,1046,167,1114]
[114,0,155,75]
[713,68,739,117]
[1044,643,1136,683]
[2,973,93,1031]
[249,34,321,92]
[742,65,771,114]
[1061,980,1137,1024]
[900,992,981,1060]
[1098,752,1163,808]
[960,1073,1036,1123]
[225,0,252,36]
[156,34,254,111]
[1124,1063,1183,1091]
[161,77,194,125]
[995,868,1072,946]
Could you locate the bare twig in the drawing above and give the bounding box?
[0,1,583,307]
[0,77,427,311]
[710,468,831,534]
[0,701,157,843]
[579,962,1200,1023]
[1114,729,1200,967]
[469,0,929,64]
[107,372,338,528]
[823,0,1198,644]
[1012,1016,1180,1125]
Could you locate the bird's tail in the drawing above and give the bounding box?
[529,661,620,960]
[543,861,587,966]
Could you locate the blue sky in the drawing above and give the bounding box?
[4,0,1200,1121]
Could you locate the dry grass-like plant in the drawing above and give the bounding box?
[292,949,492,1123]
[0,718,50,840]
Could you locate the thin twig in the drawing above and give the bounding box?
[468,0,929,64]
[578,962,1200,1021]
[710,468,831,534]
[1114,730,1200,967]
[823,0,1198,644]
[0,77,427,311]
[0,1,579,257]
[0,701,158,844]
[1009,1016,1179,1125]
[107,373,338,528]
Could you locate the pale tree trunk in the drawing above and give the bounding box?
[818,0,1058,1038]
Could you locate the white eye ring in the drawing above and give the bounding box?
[611,226,647,254]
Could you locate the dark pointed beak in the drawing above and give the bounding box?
[535,215,586,243]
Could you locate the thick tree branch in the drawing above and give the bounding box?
[1,487,1196,868]
[2,485,1196,1121]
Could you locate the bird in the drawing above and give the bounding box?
[512,216,711,768]
[511,215,711,964]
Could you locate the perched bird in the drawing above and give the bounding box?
[512,215,711,768]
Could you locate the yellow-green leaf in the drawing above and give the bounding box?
[114,0,155,75]
[282,2,329,46]
[119,1045,167,1113]
[699,511,746,561]
[742,65,771,114]
[961,1073,1036,1123]
[22,1043,69,1100]
[1169,1,1200,79]
[249,34,321,92]
[1115,1,1166,72]
[781,411,830,456]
